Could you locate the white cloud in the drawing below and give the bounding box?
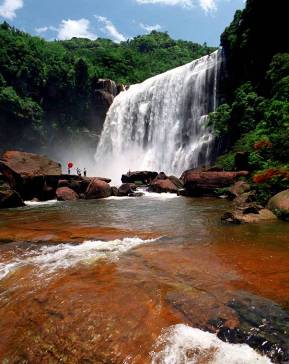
[57,18,97,40]
[135,0,221,12]
[35,26,49,34]
[199,0,217,12]
[135,0,193,8]
[95,16,126,43]
[0,0,23,19]
[139,22,162,33]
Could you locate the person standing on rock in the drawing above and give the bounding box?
[68,162,73,175]
[76,168,81,177]
[84,168,87,177]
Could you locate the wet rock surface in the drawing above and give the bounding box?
[268,189,289,220]
[85,178,112,199]
[0,174,24,209]
[56,187,79,201]
[121,171,158,184]
[181,169,249,196]
[216,292,289,363]
[118,183,137,196]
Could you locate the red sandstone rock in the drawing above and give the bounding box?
[85,178,111,199]
[56,187,79,201]
[0,175,24,208]
[181,170,249,196]
[149,179,178,194]
[0,150,61,177]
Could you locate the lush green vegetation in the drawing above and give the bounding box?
[0,22,214,154]
[209,0,289,204]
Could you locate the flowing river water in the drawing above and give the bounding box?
[0,193,289,363]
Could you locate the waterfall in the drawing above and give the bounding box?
[95,49,223,183]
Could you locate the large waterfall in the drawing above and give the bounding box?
[95,49,223,183]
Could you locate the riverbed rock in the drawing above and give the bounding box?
[57,177,90,195]
[149,179,178,194]
[268,189,289,220]
[181,170,249,196]
[56,187,79,201]
[168,175,183,189]
[0,175,24,208]
[233,191,256,206]
[128,192,144,197]
[221,208,277,224]
[111,187,118,196]
[121,171,158,185]
[85,178,111,199]
[118,183,136,196]
[0,150,62,178]
[229,181,251,199]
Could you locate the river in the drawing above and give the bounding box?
[0,193,289,363]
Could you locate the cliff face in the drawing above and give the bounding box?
[221,0,288,96]
[0,78,122,161]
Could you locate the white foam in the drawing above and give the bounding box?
[151,324,272,364]
[106,196,132,200]
[25,200,59,206]
[140,189,179,199]
[0,237,158,280]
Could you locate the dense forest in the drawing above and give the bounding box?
[0,22,214,157]
[208,0,289,206]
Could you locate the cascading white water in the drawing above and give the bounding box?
[95,49,223,183]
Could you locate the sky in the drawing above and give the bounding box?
[0,0,245,46]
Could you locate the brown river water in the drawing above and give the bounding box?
[0,191,289,363]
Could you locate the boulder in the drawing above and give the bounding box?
[57,177,90,195]
[85,178,111,199]
[168,175,183,189]
[181,170,249,196]
[221,208,277,224]
[56,187,79,201]
[128,192,144,197]
[0,175,24,209]
[268,190,289,220]
[121,171,158,184]
[149,179,178,194]
[111,187,118,196]
[118,183,136,196]
[154,172,167,180]
[233,191,256,206]
[0,150,61,178]
[228,181,251,199]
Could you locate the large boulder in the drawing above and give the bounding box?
[57,177,90,195]
[228,181,251,199]
[121,171,158,184]
[181,170,249,196]
[0,150,61,178]
[0,151,62,201]
[85,178,111,199]
[168,175,183,189]
[56,187,79,201]
[268,190,289,220]
[221,208,277,224]
[149,179,178,194]
[0,175,24,209]
[118,183,136,196]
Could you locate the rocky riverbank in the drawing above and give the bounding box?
[1,150,289,225]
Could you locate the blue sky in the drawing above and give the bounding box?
[0,0,245,46]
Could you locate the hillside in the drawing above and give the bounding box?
[209,0,289,206]
[0,22,214,157]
